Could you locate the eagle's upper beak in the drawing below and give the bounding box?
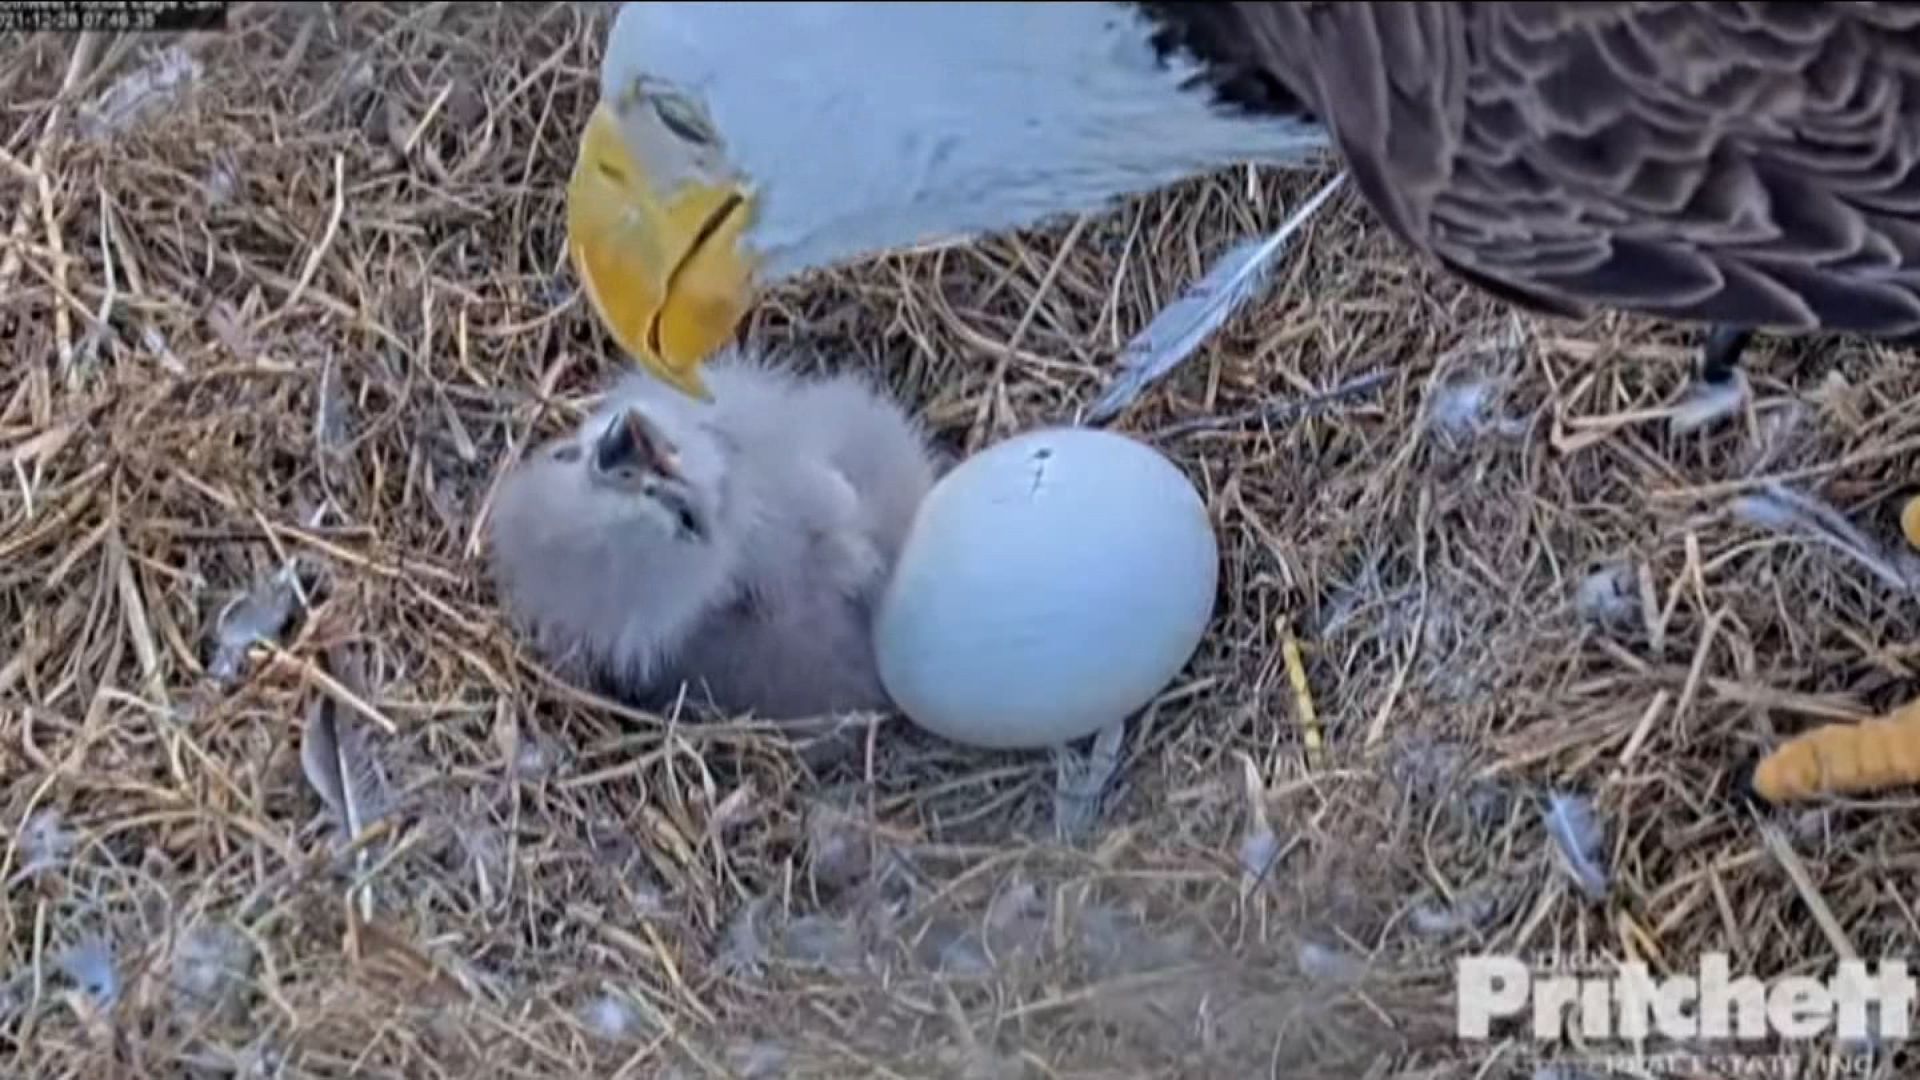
[566,102,756,400]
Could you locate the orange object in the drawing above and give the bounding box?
[1901,495,1920,551]
[1751,695,1920,803]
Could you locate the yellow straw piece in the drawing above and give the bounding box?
[1901,494,1920,551]
[1280,620,1323,768]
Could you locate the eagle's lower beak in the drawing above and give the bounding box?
[566,102,756,400]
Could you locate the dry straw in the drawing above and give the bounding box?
[5,6,1920,1077]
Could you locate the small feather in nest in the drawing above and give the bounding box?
[1052,717,1126,841]
[1081,172,1346,425]
[1730,482,1920,593]
[779,915,867,976]
[169,921,256,1024]
[1429,375,1529,442]
[725,1042,793,1080]
[804,802,872,895]
[0,971,25,1026]
[579,992,646,1041]
[1541,792,1610,902]
[7,807,74,885]
[207,563,302,684]
[315,352,354,456]
[58,935,120,1008]
[300,672,390,842]
[926,922,994,978]
[1409,887,1503,938]
[1297,939,1363,982]
[1574,562,1638,628]
[299,648,391,919]
[1667,374,1749,436]
[1235,750,1291,894]
[716,897,774,980]
[80,45,202,140]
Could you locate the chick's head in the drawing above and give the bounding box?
[577,403,728,544]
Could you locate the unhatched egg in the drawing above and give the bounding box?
[874,427,1219,750]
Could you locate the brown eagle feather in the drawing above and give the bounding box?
[1168,2,1920,339]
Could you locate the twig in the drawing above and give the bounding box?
[0,32,98,292]
[73,182,118,374]
[268,152,346,323]
[1756,818,1859,962]
[1151,367,1391,440]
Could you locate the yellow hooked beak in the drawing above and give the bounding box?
[566,102,757,400]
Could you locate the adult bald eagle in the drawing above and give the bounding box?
[565,1,1920,422]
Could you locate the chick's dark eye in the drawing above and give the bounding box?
[678,508,700,534]
[552,444,581,463]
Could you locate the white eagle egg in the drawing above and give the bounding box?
[874,427,1219,750]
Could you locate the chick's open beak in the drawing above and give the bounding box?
[594,409,683,480]
[567,102,756,400]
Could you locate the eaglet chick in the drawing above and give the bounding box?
[488,347,940,727]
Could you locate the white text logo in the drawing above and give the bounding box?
[1456,954,1914,1043]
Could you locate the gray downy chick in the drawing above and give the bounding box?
[488,346,940,732]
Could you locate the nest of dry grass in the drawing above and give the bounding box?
[8,6,1920,1078]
